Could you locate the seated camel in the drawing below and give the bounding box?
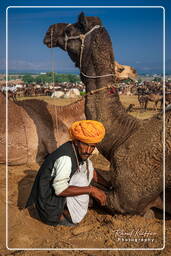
[0,92,84,165]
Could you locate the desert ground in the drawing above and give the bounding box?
[0,95,171,256]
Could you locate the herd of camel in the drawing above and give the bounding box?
[1,12,171,217]
[138,93,171,111]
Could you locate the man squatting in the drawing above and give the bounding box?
[26,120,111,226]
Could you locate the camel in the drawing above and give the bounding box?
[43,12,171,215]
[137,93,163,111]
[2,90,17,102]
[165,93,171,105]
[114,61,137,81]
[126,104,135,113]
[159,93,171,109]
[0,92,84,165]
[146,94,163,111]
[137,94,148,111]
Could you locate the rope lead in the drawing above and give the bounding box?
[51,28,59,147]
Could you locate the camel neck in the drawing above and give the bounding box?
[80,27,115,89]
[77,28,139,159]
[85,89,139,160]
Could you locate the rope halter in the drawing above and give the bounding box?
[64,24,114,79]
[64,24,101,67]
[64,24,100,52]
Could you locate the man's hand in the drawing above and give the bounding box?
[90,186,107,206]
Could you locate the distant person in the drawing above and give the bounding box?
[26,120,110,226]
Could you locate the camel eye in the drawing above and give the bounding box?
[65,29,71,36]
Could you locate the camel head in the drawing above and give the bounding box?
[43,23,69,49]
[43,12,102,67]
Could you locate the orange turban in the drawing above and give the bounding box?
[69,120,105,144]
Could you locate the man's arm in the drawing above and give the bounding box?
[93,169,111,188]
[59,186,90,197]
[59,185,106,206]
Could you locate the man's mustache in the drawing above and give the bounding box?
[80,153,92,156]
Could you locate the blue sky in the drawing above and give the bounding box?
[0,0,171,74]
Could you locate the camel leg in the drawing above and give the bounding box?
[154,102,158,111]
[106,191,127,214]
[140,102,144,112]
[144,99,148,111]
[140,103,142,112]
[13,94,17,103]
[142,196,163,215]
[143,191,171,215]
[165,189,171,214]
[107,190,171,216]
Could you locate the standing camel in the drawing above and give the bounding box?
[44,12,171,215]
[137,93,163,111]
[137,94,148,111]
[146,94,163,111]
[164,93,171,106]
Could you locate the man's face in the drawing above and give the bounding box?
[74,140,97,160]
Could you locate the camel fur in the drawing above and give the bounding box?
[0,92,84,165]
[43,12,171,215]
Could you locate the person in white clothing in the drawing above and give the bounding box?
[52,120,111,225]
[26,120,111,226]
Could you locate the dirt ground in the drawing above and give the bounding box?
[1,95,170,256]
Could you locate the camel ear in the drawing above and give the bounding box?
[78,12,88,32]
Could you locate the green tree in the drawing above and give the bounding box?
[67,74,80,83]
[153,77,162,82]
[22,74,34,84]
[22,72,81,84]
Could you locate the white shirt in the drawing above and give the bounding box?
[51,156,94,224]
[52,156,72,195]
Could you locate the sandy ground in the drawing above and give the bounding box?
[1,153,171,255]
[1,95,170,255]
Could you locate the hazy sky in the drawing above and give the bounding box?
[0,0,171,74]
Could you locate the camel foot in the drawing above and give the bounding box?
[143,209,155,219]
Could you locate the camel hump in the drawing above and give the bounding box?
[17,99,47,111]
[0,92,29,165]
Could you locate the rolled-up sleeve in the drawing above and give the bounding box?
[52,156,72,195]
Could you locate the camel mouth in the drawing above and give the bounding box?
[43,37,52,48]
[46,43,52,48]
[44,42,51,48]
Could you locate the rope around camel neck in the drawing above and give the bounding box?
[64,25,115,79]
[51,29,59,147]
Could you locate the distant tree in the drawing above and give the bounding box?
[55,74,66,83]
[54,73,80,83]
[8,75,17,80]
[22,74,34,84]
[122,78,132,84]
[22,72,81,84]
[67,74,80,83]
[35,74,51,84]
[153,77,162,82]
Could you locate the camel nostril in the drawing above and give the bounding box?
[43,37,48,43]
[43,37,52,47]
